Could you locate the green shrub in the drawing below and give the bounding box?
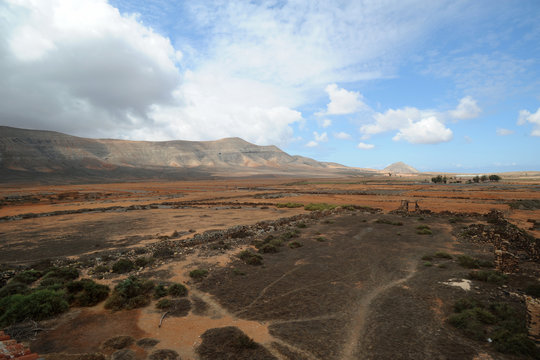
[238,250,263,266]
[280,230,300,240]
[469,270,507,285]
[423,261,433,267]
[304,203,337,211]
[42,267,79,283]
[296,222,307,228]
[453,298,483,313]
[135,256,153,268]
[0,282,30,298]
[492,331,537,356]
[258,243,279,253]
[316,236,326,242]
[11,270,42,284]
[288,241,303,249]
[104,276,154,310]
[112,259,134,274]
[232,268,246,276]
[93,265,110,274]
[457,255,480,269]
[168,283,187,297]
[269,238,284,247]
[189,269,208,279]
[152,247,174,259]
[421,255,433,261]
[448,310,486,341]
[435,252,452,259]
[66,279,109,306]
[153,284,168,299]
[0,290,69,326]
[376,219,403,226]
[276,202,303,208]
[156,298,173,310]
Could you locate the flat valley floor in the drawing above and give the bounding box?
[0,176,539,359]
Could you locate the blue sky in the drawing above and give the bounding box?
[1,1,539,172]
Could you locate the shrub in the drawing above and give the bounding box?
[423,261,433,267]
[376,219,403,226]
[153,284,168,299]
[316,236,326,242]
[296,222,307,228]
[453,298,483,313]
[288,241,303,249]
[168,283,187,297]
[417,228,432,235]
[469,270,507,285]
[232,268,245,276]
[135,256,153,268]
[457,255,480,269]
[104,276,154,310]
[189,269,208,279]
[152,247,174,259]
[156,298,173,310]
[0,290,69,326]
[276,202,303,208]
[258,243,279,254]
[66,279,109,306]
[11,270,42,285]
[435,252,452,259]
[489,174,501,182]
[280,230,300,240]
[238,250,263,266]
[93,265,110,274]
[112,259,134,274]
[0,282,30,298]
[304,203,337,211]
[41,267,79,283]
[421,255,433,261]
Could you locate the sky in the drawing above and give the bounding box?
[1,0,539,172]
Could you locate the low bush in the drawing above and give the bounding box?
[168,283,187,297]
[104,276,154,311]
[421,255,433,261]
[304,203,337,211]
[258,243,279,253]
[469,270,507,285]
[11,270,42,285]
[276,202,303,208]
[376,219,403,226]
[457,255,480,269]
[423,261,433,267]
[0,282,30,298]
[296,222,307,228]
[152,247,174,259]
[316,236,326,242]
[280,230,300,240]
[435,252,452,259]
[156,298,173,310]
[41,267,79,283]
[66,279,109,306]
[189,269,209,279]
[238,250,263,266]
[288,241,303,249]
[93,265,110,274]
[153,284,168,299]
[112,259,134,274]
[416,225,432,235]
[0,290,69,326]
[135,256,153,268]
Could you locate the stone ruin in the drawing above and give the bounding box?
[391,200,428,215]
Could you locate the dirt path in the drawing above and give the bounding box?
[340,266,416,359]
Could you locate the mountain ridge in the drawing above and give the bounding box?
[0,126,361,183]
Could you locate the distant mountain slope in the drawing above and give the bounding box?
[0,126,359,182]
[384,161,419,174]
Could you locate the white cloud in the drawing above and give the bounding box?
[306,140,319,147]
[357,142,375,150]
[392,116,453,144]
[313,131,328,142]
[449,96,481,120]
[317,84,368,115]
[334,132,352,140]
[517,108,540,136]
[322,119,332,128]
[496,128,514,136]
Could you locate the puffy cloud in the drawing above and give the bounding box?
[306,140,319,147]
[392,116,453,144]
[357,142,375,150]
[322,119,332,128]
[496,128,514,136]
[334,132,352,140]
[317,84,368,115]
[517,108,540,136]
[449,96,481,120]
[313,131,328,142]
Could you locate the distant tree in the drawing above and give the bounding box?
[480,175,488,182]
[431,175,443,183]
[489,174,501,182]
[473,176,480,183]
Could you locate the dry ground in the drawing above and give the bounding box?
[0,176,539,359]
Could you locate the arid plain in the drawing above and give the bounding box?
[1,176,539,359]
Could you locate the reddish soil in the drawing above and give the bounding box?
[0,177,538,359]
